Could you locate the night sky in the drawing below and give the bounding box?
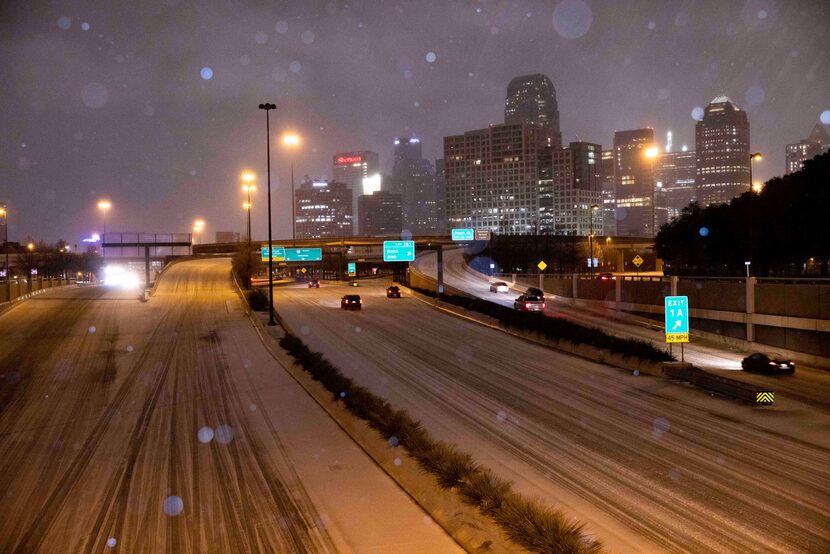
[1,0,828,244]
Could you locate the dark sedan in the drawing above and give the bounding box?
[741,352,795,374]
[307,279,320,288]
[386,286,401,298]
[341,294,362,310]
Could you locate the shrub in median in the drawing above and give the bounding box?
[246,289,269,311]
[279,333,602,553]
[409,285,672,362]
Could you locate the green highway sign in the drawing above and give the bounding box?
[451,228,475,241]
[347,262,356,276]
[261,246,286,261]
[383,240,415,262]
[285,247,322,262]
[665,295,689,343]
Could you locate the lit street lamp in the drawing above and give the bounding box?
[97,199,111,258]
[242,172,256,254]
[748,152,763,276]
[282,133,301,246]
[1,205,9,299]
[258,102,278,326]
[193,219,205,244]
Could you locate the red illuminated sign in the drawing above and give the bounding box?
[335,155,364,165]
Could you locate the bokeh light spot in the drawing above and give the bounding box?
[425,51,437,63]
[163,495,184,516]
[81,83,109,109]
[200,67,213,80]
[691,106,704,121]
[275,20,288,34]
[289,61,302,73]
[820,110,830,125]
[215,424,234,444]
[57,16,71,30]
[198,426,214,443]
[301,30,315,44]
[699,226,709,237]
[552,0,593,39]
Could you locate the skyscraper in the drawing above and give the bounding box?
[785,124,830,174]
[600,149,616,236]
[658,148,697,220]
[614,128,656,237]
[332,151,380,235]
[434,158,446,235]
[444,122,554,235]
[539,142,602,236]
[389,137,440,235]
[295,180,353,239]
[504,74,562,144]
[358,191,402,237]
[695,96,751,207]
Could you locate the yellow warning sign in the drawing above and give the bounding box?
[665,333,689,343]
[632,255,644,268]
[537,260,547,271]
[300,267,307,274]
[756,392,774,403]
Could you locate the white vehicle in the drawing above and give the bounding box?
[489,281,509,293]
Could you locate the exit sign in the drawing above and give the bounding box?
[383,240,415,262]
[451,228,475,241]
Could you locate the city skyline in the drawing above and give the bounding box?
[1,1,828,243]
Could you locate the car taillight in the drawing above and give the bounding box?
[359,299,363,304]
[524,302,529,308]
[768,361,776,366]
[541,303,546,309]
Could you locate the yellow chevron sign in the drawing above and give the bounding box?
[756,391,774,404]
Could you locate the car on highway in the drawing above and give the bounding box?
[598,272,616,280]
[307,278,320,288]
[489,281,509,293]
[341,294,362,310]
[525,286,545,299]
[741,352,795,374]
[349,281,359,287]
[514,294,545,312]
[386,285,401,298]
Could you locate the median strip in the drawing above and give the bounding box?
[278,333,603,554]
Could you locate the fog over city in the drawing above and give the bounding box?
[1,0,828,242]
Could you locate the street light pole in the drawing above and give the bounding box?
[748,152,762,277]
[282,133,300,247]
[589,204,599,278]
[1,205,9,301]
[259,103,278,326]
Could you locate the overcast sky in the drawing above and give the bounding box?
[1,0,828,244]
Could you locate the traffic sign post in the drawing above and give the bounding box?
[285,248,322,262]
[665,295,689,361]
[383,240,415,262]
[451,228,475,241]
[474,229,491,241]
[261,246,286,261]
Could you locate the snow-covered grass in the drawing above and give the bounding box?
[279,333,603,554]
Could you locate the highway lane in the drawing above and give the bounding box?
[276,279,830,553]
[414,247,830,411]
[0,259,461,553]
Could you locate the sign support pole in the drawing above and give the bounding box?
[437,246,444,295]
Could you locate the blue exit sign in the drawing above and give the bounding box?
[664,295,689,343]
[451,228,475,241]
[383,240,415,262]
